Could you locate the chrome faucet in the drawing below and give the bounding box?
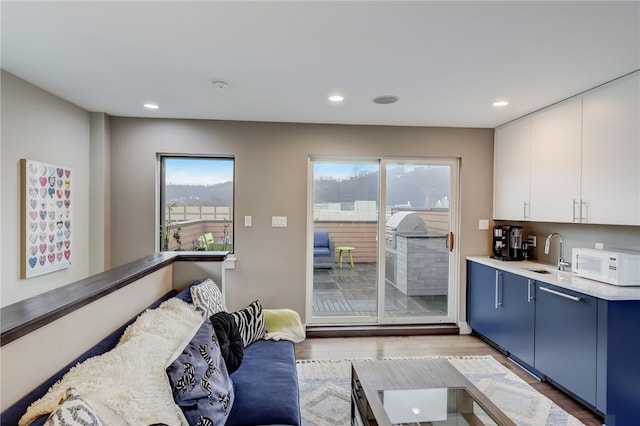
[544,232,571,271]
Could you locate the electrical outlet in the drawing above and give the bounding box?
[272,216,287,227]
[528,235,536,247]
[595,242,604,250]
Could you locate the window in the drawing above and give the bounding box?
[159,156,234,252]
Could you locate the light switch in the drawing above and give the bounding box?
[272,216,287,227]
[244,215,252,227]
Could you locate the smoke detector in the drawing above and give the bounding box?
[211,80,230,90]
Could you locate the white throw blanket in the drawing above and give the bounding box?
[20,298,203,426]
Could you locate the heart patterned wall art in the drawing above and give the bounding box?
[20,159,73,278]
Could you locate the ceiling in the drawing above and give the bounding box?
[2,1,639,128]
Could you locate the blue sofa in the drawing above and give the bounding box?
[313,231,335,268]
[2,286,301,426]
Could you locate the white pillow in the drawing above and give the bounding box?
[44,388,104,426]
[190,279,228,317]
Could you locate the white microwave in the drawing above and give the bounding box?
[572,248,640,286]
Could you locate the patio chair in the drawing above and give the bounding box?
[313,231,335,269]
[203,232,215,250]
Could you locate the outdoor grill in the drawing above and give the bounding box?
[385,211,428,249]
[385,211,448,296]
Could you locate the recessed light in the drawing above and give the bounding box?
[144,103,159,109]
[373,95,399,105]
[329,95,344,103]
[493,101,509,107]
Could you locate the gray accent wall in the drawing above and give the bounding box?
[4,70,636,324]
[110,118,495,319]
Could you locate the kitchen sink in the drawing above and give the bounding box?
[523,268,552,274]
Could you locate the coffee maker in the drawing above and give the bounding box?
[491,225,524,261]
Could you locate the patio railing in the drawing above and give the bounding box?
[164,207,448,261]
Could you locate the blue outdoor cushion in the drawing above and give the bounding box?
[226,339,301,426]
[314,247,331,256]
[314,231,329,248]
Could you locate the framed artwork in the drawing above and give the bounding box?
[20,159,73,278]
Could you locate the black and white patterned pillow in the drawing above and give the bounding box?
[231,300,266,347]
[166,320,234,425]
[44,387,104,426]
[191,279,228,317]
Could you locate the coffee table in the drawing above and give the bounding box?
[351,359,515,426]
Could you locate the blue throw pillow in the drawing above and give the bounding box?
[166,320,234,425]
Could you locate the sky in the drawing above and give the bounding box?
[314,162,378,180]
[166,159,428,184]
[165,158,233,185]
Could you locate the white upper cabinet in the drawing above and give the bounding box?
[494,117,531,220]
[493,71,639,225]
[581,72,640,225]
[529,98,582,222]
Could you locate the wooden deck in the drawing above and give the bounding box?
[313,263,447,318]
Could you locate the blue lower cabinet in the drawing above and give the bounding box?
[500,272,535,366]
[534,283,597,407]
[598,299,640,426]
[468,262,501,342]
[467,262,535,366]
[468,260,640,424]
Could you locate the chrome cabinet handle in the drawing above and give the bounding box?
[539,286,581,302]
[523,201,529,220]
[581,200,587,223]
[527,279,534,302]
[573,199,580,222]
[495,270,502,308]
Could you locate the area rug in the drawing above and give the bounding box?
[296,356,584,426]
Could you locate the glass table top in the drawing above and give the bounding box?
[378,387,500,426]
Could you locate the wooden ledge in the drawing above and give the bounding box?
[0,251,228,346]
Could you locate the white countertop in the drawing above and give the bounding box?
[467,256,640,301]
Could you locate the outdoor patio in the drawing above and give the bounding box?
[313,263,447,319]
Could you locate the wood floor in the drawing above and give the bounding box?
[295,334,604,426]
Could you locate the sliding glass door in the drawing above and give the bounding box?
[381,160,457,324]
[308,157,458,325]
[310,160,379,323]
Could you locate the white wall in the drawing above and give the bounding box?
[0,266,173,409]
[0,71,92,306]
[89,113,112,274]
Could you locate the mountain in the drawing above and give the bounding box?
[165,166,449,209]
[315,167,449,208]
[165,182,233,206]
